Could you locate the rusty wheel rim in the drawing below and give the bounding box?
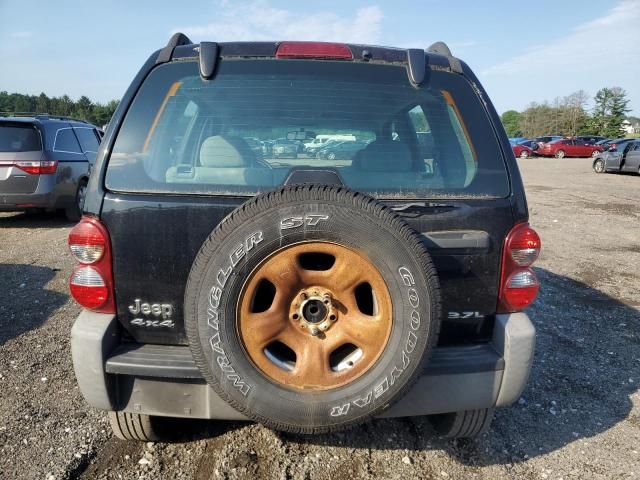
[238,242,393,391]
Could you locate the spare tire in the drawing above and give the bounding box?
[185,186,441,433]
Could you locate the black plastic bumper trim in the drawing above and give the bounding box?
[106,344,202,378]
[105,343,503,379]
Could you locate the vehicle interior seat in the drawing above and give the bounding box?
[166,135,273,186]
[341,138,420,189]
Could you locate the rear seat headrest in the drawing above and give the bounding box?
[200,136,253,168]
[354,140,412,172]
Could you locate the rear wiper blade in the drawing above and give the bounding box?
[389,202,456,211]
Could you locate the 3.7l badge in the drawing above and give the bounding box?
[128,299,175,328]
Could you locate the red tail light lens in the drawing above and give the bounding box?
[69,220,106,264]
[9,160,58,175]
[498,223,541,313]
[276,42,353,59]
[509,225,541,266]
[68,217,115,313]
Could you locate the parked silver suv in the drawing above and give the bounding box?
[0,115,102,220]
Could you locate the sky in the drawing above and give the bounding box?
[1,0,639,115]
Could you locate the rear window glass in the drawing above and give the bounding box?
[54,128,83,154]
[106,59,509,199]
[74,127,100,153]
[0,123,42,152]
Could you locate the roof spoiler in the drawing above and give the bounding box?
[156,32,193,64]
[156,32,219,80]
[156,34,459,83]
[426,41,462,74]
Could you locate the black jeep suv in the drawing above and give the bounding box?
[68,34,540,440]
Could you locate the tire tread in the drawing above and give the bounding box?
[429,408,494,438]
[108,411,160,441]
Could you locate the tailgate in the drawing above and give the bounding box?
[102,194,513,346]
[398,199,514,344]
[0,122,43,194]
[0,152,43,194]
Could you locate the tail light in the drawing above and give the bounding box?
[0,160,58,175]
[497,223,541,312]
[68,216,115,313]
[276,42,353,59]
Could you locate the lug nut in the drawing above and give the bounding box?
[310,326,319,336]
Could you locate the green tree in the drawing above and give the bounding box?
[74,95,93,120]
[35,92,49,114]
[607,87,630,138]
[501,110,522,137]
[58,95,73,116]
[0,91,118,125]
[591,87,630,138]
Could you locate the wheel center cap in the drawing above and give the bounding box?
[290,287,338,336]
[302,298,328,323]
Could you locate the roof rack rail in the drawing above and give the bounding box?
[426,41,462,74]
[156,32,193,64]
[35,114,89,123]
[0,112,88,123]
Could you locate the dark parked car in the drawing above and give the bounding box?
[537,138,602,158]
[597,137,635,152]
[532,135,563,147]
[0,114,102,220]
[576,135,606,145]
[69,36,539,441]
[593,140,640,175]
[272,138,298,158]
[243,137,264,157]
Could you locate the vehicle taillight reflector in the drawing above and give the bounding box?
[276,42,353,59]
[68,216,115,313]
[498,223,541,313]
[503,271,540,310]
[70,266,109,309]
[7,160,58,175]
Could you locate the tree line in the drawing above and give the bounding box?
[0,91,119,127]
[501,87,633,139]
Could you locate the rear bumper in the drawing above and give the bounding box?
[71,311,535,420]
[0,161,88,211]
[0,176,55,210]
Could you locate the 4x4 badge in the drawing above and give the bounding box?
[129,299,175,328]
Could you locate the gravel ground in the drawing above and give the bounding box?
[0,157,639,480]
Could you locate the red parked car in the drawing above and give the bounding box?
[537,138,602,158]
[512,144,534,158]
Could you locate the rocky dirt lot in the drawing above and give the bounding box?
[0,157,639,480]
